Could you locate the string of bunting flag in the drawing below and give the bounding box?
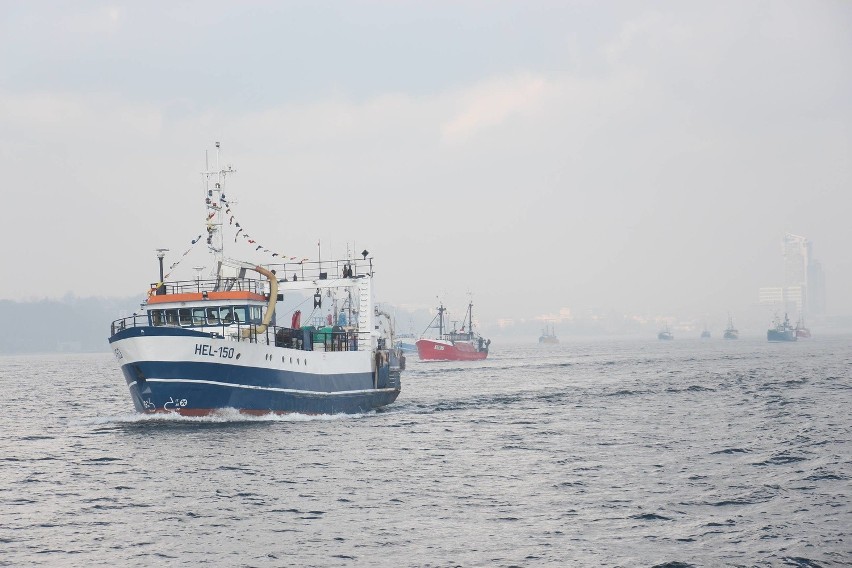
[212,192,309,264]
[145,188,312,301]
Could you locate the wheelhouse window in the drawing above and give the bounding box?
[192,308,206,326]
[165,309,179,326]
[233,306,248,324]
[250,306,263,324]
[150,310,164,326]
[220,307,235,324]
[206,307,220,325]
[178,308,192,326]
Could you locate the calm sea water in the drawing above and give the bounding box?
[1,335,850,567]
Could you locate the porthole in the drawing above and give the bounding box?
[282,356,285,363]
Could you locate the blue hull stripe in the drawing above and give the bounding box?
[148,378,390,396]
[125,360,372,392]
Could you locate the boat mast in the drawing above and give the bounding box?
[438,303,445,339]
[202,141,236,271]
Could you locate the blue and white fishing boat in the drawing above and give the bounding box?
[108,143,403,415]
[767,313,797,342]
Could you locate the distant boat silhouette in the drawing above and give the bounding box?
[723,314,739,340]
[539,322,559,344]
[795,316,811,339]
[767,313,797,342]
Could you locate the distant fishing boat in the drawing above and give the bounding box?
[393,331,418,353]
[795,316,812,339]
[723,314,739,340]
[416,300,490,361]
[700,324,711,339]
[658,323,673,341]
[538,322,559,344]
[767,313,797,342]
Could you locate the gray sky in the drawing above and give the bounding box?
[2,1,850,328]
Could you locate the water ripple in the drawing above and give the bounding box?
[1,339,850,567]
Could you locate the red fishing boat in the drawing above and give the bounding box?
[416,301,490,361]
[795,316,812,339]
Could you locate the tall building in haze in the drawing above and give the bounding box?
[761,234,827,318]
[807,258,826,315]
[781,233,826,317]
[782,233,809,314]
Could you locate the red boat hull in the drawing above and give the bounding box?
[416,339,488,361]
